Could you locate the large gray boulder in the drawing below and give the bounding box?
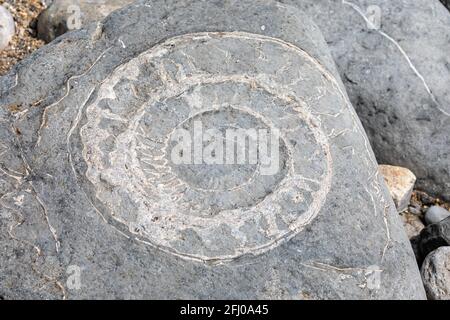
[37,0,450,201]
[0,0,424,299]
[280,0,450,201]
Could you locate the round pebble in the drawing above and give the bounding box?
[0,5,15,50]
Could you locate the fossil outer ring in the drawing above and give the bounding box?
[70,32,336,263]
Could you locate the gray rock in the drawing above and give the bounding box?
[0,0,424,299]
[421,246,450,300]
[282,0,450,201]
[37,0,134,42]
[408,204,422,216]
[401,212,425,240]
[425,206,450,225]
[0,5,15,50]
[419,217,450,261]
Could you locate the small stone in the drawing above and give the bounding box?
[419,217,450,262]
[421,247,450,300]
[408,205,422,216]
[379,165,416,212]
[417,191,436,206]
[0,5,15,50]
[425,206,450,225]
[400,212,425,240]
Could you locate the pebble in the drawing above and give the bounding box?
[0,5,15,50]
[418,216,450,262]
[425,206,450,225]
[421,246,450,300]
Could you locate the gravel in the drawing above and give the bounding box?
[0,0,45,76]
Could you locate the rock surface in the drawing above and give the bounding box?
[0,0,424,299]
[0,5,15,50]
[282,0,450,201]
[37,0,450,201]
[419,217,450,261]
[401,212,425,240]
[379,165,416,213]
[37,0,133,42]
[421,246,450,300]
[425,206,450,225]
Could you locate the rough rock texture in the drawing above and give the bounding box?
[0,5,15,50]
[36,0,450,201]
[441,0,450,11]
[282,0,450,201]
[401,212,425,240]
[421,246,450,300]
[379,165,416,213]
[37,0,134,42]
[0,0,424,299]
[419,217,450,262]
[425,206,450,225]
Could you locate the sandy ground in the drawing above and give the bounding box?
[0,0,45,76]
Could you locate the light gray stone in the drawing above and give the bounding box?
[0,0,424,299]
[282,0,450,201]
[0,5,15,50]
[425,206,450,225]
[421,246,450,300]
[37,0,134,42]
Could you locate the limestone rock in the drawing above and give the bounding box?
[282,0,450,201]
[425,206,450,225]
[379,165,416,212]
[421,246,450,300]
[0,0,425,299]
[0,5,15,50]
[37,0,134,42]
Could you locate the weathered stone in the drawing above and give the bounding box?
[37,0,134,42]
[0,5,15,50]
[421,246,450,300]
[0,0,424,299]
[425,206,450,225]
[401,212,425,240]
[419,217,450,261]
[379,165,416,213]
[282,0,450,201]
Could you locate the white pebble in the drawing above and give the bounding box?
[0,5,15,50]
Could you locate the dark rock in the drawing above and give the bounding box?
[283,0,450,201]
[0,0,425,299]
[419,217,450,262]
